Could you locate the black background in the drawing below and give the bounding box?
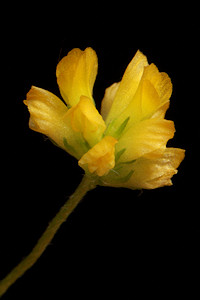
[1,2,199,299]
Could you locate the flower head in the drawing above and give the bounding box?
[24,47,185,189]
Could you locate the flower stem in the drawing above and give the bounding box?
[0,174,97,297]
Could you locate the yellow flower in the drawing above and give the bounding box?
[24,47,185,189]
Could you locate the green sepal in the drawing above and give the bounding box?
[118,169,134,183]
[114,117,130,139]
[103,169,134,184]
[115,148,126,163]
[104,116,130,140]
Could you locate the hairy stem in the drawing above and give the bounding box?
[0,175,96,297]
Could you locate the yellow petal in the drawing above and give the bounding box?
[56,47,98,107]
[78,136,118,176]
[142,63,172,105]
[101,147,185,189]
[151,101,170,119]
[24,86,85,159]
[125,78,161,123]
[105,50,148,124]
[104,78,161,138]
[124,148,185,189]
[101,82,120,120]
[129,64,172,121]
[65,96,106,147]
[116,118,175,162]
[24,86,68,136]
[104,53,173,139]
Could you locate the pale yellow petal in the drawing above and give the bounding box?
[116,118,175,162]
[78,136,118,176]
[56,47,98,107]
[24,86,68,137]
[105,50,148,124]
[101,147,185,189]
[124,148,185,189]
[24,86,85,159]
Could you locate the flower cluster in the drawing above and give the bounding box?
[24,47,185,189]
